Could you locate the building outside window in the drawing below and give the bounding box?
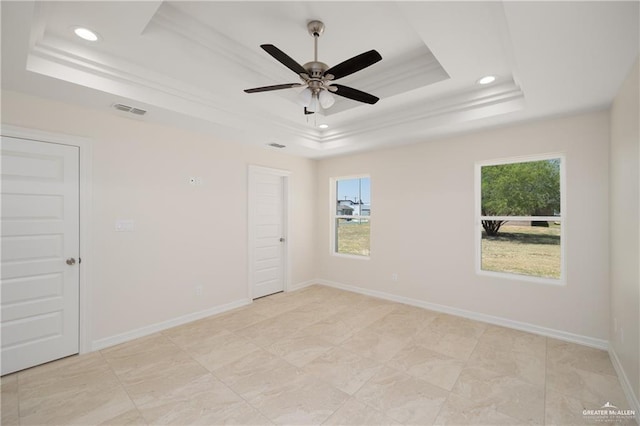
[333,176,371,257]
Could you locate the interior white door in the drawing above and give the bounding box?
[1,136,80,375]
[250,170,285,299]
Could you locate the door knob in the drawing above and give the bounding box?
[66,258,76,266]
[279,237,285,242]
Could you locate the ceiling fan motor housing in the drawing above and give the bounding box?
[303,61,329,80]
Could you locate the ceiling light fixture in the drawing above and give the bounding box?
[73,27,99,42]
[477,75,496,85]
[297,87,335,113]
[318,124,329,129]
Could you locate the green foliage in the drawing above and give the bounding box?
[482,159,561,217]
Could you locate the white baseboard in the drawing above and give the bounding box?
[91,281,317,352]
[609,347,640,423]
[91,298,251,351]
[316,279,609,350]
[288,279,317,292]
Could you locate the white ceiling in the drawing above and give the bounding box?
[2,1,638,158]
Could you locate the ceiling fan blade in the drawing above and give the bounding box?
[332,84,379,104]
[261,44,307,75]
[244,83,304,93]
[325,50,382,80]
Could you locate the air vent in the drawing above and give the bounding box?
[112,103,147,116]
[268,143,286,149]
[113,103,131,112]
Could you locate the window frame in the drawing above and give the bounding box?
[474,153,566,285]
[330,175,371,260]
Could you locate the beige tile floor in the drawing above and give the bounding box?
[1,285,636,425]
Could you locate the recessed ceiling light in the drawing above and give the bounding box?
[318,124,329,129]
[477,75,496,85]
[73,27,99,42]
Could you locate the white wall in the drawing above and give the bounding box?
[610,58,640,404]
[317,110,611,341]
[1,90,317,346]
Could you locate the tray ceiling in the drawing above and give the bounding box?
[2,1,638,158]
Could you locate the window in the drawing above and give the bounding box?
[476,155,564,283]
[333,176,371,257]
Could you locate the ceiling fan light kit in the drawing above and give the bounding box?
[296,87,313,107]
[318,89,335,109]
[244,20,382,115]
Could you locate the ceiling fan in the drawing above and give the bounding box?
[244,20,382,114]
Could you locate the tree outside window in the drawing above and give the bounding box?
[478,156,563,281]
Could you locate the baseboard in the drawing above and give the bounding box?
[316,279,609,350]
[609,347,640,423]
[91,298,251,351]
[288,279,317,292]
[92,282,317,352]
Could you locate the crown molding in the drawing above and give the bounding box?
[23,1,525,155]
[26,35,324,146]
[154,4,451,118]
[151,4,280,85]
[325,47,450,116]
[320,80,525,148]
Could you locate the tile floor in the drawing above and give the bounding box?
[1,285,636,425]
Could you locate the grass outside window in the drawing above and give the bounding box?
[335,219,370,256]
[481,223,561,279]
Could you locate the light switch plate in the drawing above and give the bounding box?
[115,219,135,232]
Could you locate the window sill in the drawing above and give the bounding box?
[477,269,565,286]
[332,252,371,261]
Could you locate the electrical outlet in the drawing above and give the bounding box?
[391,273,398,282]
[195,285,203,296]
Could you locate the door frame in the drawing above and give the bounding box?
[247,165,291,300]
[1,124,93,354]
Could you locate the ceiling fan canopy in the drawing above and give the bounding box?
[244,20,382,114]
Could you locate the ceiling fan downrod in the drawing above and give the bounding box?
[307,20,324,63]
[303,20,329,82]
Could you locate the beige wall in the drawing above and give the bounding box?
[610,58,640,401]
[1,90,317,344]
[317,111,611,340]
[1,86,627,354]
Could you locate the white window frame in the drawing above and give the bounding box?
[475,153,566,285]
[330,175,371,259]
